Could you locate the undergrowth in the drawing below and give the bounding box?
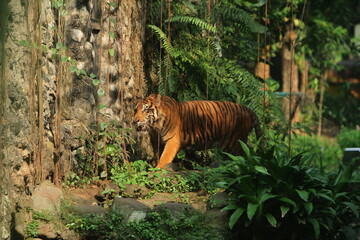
[216,142,360,240]
[67,208,225,240]
[110,160,204,197]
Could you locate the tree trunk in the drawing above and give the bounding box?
[281,29,300,125]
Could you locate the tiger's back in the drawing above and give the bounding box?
[178,100,259,155]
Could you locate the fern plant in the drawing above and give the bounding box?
[167,15,217,34]
[147,0,267,118]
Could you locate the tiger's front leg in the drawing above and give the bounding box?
[156,134,181,169]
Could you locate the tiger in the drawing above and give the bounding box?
[133,94,263,169]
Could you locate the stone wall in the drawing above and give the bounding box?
[0,0,148,238]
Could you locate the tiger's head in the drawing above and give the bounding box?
[133,94,162,132]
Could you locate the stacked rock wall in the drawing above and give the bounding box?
[0,0,148,238]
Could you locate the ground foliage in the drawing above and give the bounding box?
[67,208,226,240]
[209,143,360,240]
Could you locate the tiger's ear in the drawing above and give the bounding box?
[155,94,162,106]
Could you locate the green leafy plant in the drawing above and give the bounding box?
[110,160,196,197]
[25,210,58,238]
[291,134,343,172]
[67,208,223,240]
[323,84,360,128]
[33,210,54,222]
[25,220,39,238]
[216,142,360,240]
[338,128,360,149]
[69,121,134,185]
[63,172,96,188]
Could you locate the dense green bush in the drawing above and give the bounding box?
[110,160,197,196]
[67,208,225,240]
[215,142,360,240]
[338,128,360,149]
[323,85,360,128]
[291,135,343,171]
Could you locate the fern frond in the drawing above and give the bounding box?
[168,16,217,34]
[148,25,179,58]
[221,8,266,34]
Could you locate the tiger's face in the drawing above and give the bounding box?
[133,95,160,131]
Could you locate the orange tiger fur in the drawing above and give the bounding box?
[133,94,263,169]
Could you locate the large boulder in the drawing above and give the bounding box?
[111,197,150,222]
[71,205,106,216]
[32,181,63,212]
[154,202,198,219]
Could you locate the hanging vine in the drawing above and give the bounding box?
[0,0,7,174]
[53,0,67,186]
[36,0,44,182]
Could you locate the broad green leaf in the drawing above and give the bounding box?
[108,48,115,56]
[100,171,107,178]
[229,208,245,229]
[308,218,320,239]
[92,79,100,86]
[304,202,313,214]
[56,42,63,49]
[105,145,117,155]
[224,152,244,162]
[259,193,275,204]
[255,166,270,175]
[280,205,290,218]
[61,56,69,63]
[326,207,337,217]
[240,141,250,158]
[317,193,335,204]
[279,197,296,208]
[247,203,258,221]
[70,65,77,73]
[99,103,107,110]
[265,213,277,228]
[222,204,238,211]
[296,189,309,202]
[334,171,344,186]
[343,202,359,218]
[19,40,31,47]
[89,73,96,79]
[334,192,347,200]
[97,88,105,96]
